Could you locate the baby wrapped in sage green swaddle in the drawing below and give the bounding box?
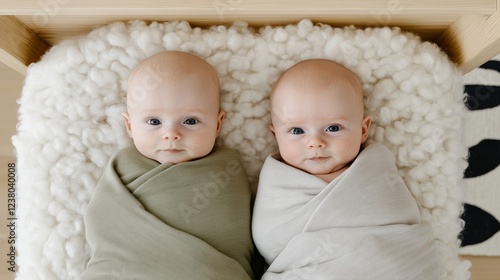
[81,51,254,280]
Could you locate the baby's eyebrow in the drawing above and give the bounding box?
[183,108,210,115]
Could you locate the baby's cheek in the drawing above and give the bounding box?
[191,134,216,156]
[280,144,300,163]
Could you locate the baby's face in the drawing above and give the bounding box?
[123,52,223,164]
[270,60,370,178]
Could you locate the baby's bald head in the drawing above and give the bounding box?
[126,51,220,111]
[270,59,365,125]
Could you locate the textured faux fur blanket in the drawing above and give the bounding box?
[253,143,439,279]
[14,19,470,279]
[81,146,253,279]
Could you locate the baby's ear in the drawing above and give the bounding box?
[269,124,275,136]
[122,112,133,138]
[361,116,371,143]
[216,110,225,135]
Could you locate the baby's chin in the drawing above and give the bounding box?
[309,167,349,182]
[149,153,188,165]
[153,153,209,165]
[299,164,350,178]
[294,162,335,175]
[292,165,331,176]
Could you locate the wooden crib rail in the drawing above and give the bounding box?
[0,0,499,74]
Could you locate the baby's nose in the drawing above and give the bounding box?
[307,136,325,148]
[163,129,181,140]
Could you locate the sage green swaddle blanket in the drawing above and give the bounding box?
[80,146,254,280]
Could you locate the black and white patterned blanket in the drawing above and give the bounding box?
[460,54,500,256]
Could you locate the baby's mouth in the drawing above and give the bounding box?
[308,156,329,161]
[163,148,182,153]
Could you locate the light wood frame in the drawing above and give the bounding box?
[0,0,499,75]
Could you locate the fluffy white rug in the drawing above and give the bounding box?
[14,19,470,279]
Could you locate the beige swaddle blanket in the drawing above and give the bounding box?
[252,143,439,280]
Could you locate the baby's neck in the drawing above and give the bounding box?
[315,165,349,183]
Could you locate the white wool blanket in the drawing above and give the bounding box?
[14,19,469,279]
[253,143,439,279]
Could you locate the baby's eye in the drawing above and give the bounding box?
[183,118,199,125]
[147,118,162,125]
[326,125,341,132]
[290,127,305,135]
